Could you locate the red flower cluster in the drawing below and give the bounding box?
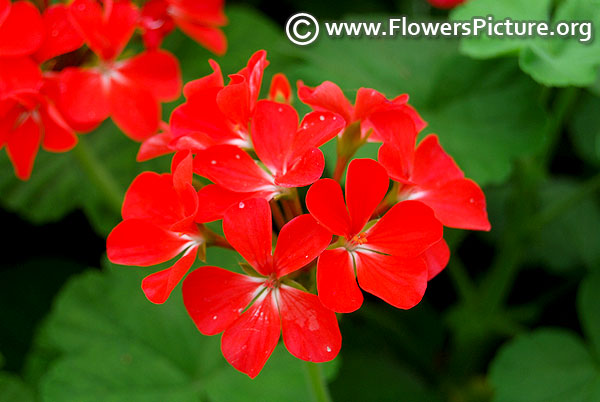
[107,50,491,377]
[0,0,226,180]
[426,0,466,9]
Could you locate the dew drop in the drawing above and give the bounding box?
[469,198,475,204]
[212,315,217,320]
[332,116,337,120]
[305,255,309,259]
[278,107,283,112]
[235,154,240,159]
[239,202,245,209]
[319,115,325,121]
[326,346,332,352]
[210,160,216,165]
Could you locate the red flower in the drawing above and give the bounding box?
[268,73,292,104]
[374,110,491,232]
[107,152,203,304]
[34,4,84,63]
[427,0,466,10]
[0,0,44,57]
[192,100,344,220]
[0,91,77,179]
[57,0,182,140]
[297,80,425,142]
[306,158,443,313]
[182,197,340,378]
[169,50,267,150]
[140,0,227,55]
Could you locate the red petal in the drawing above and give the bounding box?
[59,68,109,127]
[397,102,427,132]
[297,80,353,123]
[251,100,299,175]
[355,251,427,309]
[353,88,389,121]
[411,135,464,186]
[122,172,184,227]
[40,101,77,152]
[273,214,332,278]
[290,111,345,161]
[116,50,182,101]
[371,110,417,180]
[34,4,84,62]
[268,73,292,103]
[183,59,223,98]
[216,74,251,128]
[366,200,443,258]
[238,50,267,107]
[345,158,389,235]
[0,0,9,26]
[183,266,263,335]
[173,17,227,55]
[0,1,43,57]
[109,78,160,140]
[317,249,363,313]
[223,197,273,276]
[306,178,351,237]
[0,57,42,98]
[221,291,280,378]
[69,0,138,61]
[106,219,192,266]
[194,145,275,193]
[142,244,199,304]
[170,87,236,145]
[196,185,268,223]
[5,115,40,180]
[278,285,341,362]
[422,239,450,280]
[137,130,173,162]
[410,179,491,231]
[169,0,227,25]
[274,147,324,188]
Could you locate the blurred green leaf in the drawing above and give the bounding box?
[290,33,548,185]
[489,329,600,402]
[578,273,600,359]
[490,274,600,402]
[569,92,600,167]
[37,257,337,402]
[528,179,600,273]
[452,0,600,87]
[0,373,35,402]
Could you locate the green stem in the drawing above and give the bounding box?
[71,135,124,216]
[304,362,332,402]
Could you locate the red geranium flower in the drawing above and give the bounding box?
[374,110,491,232]
[107,152,203,304]
[192,100,344,220]
[306,158,443,313]
[182,197,340,378]
[57,0,182,140]
[140,0,227,55]
[297,80,425,142]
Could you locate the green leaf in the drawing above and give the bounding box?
[569,92,600,167]
[452,0,600,87]
[578,273,600,359]
[489,329,600,402]
[289,33,548,185]
[37,259,337,402]
[0,372,35,402]
[527,179,600,273]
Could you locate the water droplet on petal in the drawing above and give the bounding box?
[235,154,240,159]
[332,116,337,120]
[319,115,325,121]
[469,198,475,204]
[210,160,216,165]
[278,107,283,112]
[239,202,245,209]
[326,346,332,352]
[213,315,217,320]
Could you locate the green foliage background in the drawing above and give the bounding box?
[1,0,599,401]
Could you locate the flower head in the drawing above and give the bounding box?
[183,197,340,378]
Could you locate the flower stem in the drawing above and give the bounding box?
[71,135,124,216]
[270,199,286,230]
[332,155,348,183]
[304,361,332,402]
